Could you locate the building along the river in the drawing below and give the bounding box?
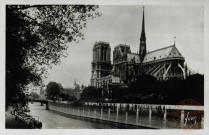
[90,7,195,89]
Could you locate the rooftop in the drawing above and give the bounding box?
[143,45,184,63]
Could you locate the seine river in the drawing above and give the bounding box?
[28,103,141,129]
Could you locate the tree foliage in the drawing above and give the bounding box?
[46,82,63,100]
[6,5,101,106]
[81,74,204,105]
[81,86,102,101]
[30,92,40,100]
[129,74,157,95]
[127,74,204,105]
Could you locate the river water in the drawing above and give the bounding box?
[28,102,141,129]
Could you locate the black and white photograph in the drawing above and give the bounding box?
[2,0,208,134]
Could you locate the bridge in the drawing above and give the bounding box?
[28,99,49,110]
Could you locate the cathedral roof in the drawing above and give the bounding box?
[114,44,184,64]
[143,45,184,63]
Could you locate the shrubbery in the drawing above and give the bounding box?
[80,74,204,105]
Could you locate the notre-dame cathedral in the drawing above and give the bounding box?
[90,7,194,89]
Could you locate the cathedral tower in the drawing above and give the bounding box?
[139,6,147,63]
[91,41,112,87]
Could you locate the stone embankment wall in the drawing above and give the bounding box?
[48,101,204,129]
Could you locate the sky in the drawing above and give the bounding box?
[44,5,204,88]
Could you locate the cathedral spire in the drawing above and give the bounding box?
[140,6,146,41]
[139,6,147,63]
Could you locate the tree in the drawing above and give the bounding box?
[129,74,157,95]
[30,92,40,100]
[162,74,204,105]
[112,86,129,103]
[80,86,102,101]
[6,5,101,107]
[183,74,204,105]
[46,82,63,100]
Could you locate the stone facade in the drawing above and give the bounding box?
[91,41,112,87]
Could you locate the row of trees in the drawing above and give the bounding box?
[6,5,101,107]
[81,74,204,105]
[118,74,203,105]
[80,86,102,101]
